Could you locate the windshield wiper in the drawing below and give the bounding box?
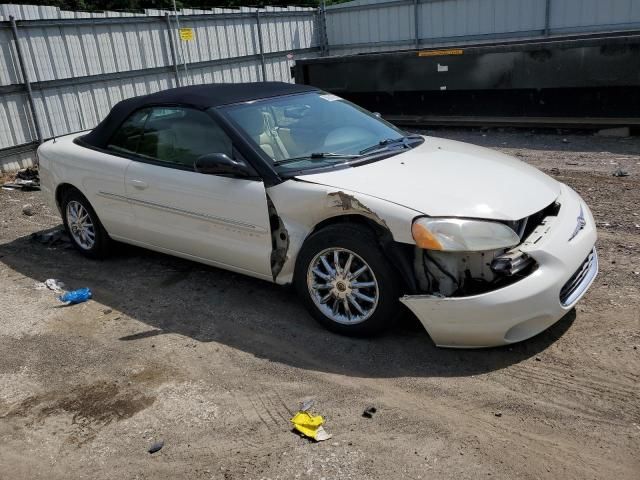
[359,134,423,155]
[274,152,362,166]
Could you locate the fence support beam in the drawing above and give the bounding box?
[164,13,181,87]
[544,0,551,36]
[320,1,329,56]
[414,0,420,49]
[255,11,267,81]
[9,16,43,146]
[316,7,324,55]
[0,46,320,95]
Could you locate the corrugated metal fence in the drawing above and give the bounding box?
[0,4,319,171]
[2,0,639,171]
[323,0,640,55]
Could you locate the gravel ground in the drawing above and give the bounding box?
[0,128,638,480]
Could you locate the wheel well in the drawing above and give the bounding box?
[55,183,80,210]
[308,214,387,239]
[305,214,418,294]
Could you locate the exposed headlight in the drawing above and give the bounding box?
[411,217,520,252]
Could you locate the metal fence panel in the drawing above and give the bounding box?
[326,1,414,47]
[14,22,174,84]
[0,4,59,20]
[326,0,640,53]
[0,92,33,147]
[550,0,640,31]
[0,27,18,85]
[418,0,546,41]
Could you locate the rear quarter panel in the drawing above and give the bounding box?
[37,134,135,236]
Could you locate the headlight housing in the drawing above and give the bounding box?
[411,217,520,252]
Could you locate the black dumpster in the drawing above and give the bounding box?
[293,32,640,128]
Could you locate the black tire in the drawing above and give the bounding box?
[61,188,112,259]
[294,223,400,336]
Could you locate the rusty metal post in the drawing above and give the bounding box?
[10,16,43,145]
[165,13,181,87]
[256,10,267,81]
[414,0,420,49]
[321,1,329,56]
[544,0,552,36]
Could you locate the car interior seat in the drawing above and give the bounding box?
[232,108,289,161]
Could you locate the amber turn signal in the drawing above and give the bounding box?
[411,222,444,250]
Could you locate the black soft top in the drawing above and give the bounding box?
[81,82,319,149]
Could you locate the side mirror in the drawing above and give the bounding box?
[194,153,253,177]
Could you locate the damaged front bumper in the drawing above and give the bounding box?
[400,184,598,348]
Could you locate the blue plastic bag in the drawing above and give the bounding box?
[59,287,92,304]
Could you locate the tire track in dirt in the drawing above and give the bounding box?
[313,369,637,479]
[499,365,639,418]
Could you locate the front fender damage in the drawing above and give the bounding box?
[267,195,290,281]
[326,191,388,229]
[265,179,417,284]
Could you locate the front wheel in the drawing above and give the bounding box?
[294,224,400,336]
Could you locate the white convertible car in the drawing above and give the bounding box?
[38,82,597,347]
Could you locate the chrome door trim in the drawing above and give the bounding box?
[97,191,267,233]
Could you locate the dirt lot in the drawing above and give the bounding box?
[0,129,638,479]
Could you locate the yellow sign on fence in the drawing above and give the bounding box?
[418,48,464,57]
[179,28,194,41]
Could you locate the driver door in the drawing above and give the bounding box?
[119,106,273,280]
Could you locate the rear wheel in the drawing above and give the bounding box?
[61,189,111,258]
[294,224,399,336]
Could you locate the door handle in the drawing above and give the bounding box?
[128,179,148,190]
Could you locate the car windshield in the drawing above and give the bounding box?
[219,92,421,173]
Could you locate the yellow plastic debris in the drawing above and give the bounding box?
[290,411,332,441]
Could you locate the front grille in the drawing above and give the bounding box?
[560,248,598,306]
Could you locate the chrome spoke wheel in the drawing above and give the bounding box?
[66,200,96,250]
[307,247,379,325]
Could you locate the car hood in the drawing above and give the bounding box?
[295,137,561,221]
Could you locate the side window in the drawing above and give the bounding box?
[136,107,233,168]
[107,108,151,154]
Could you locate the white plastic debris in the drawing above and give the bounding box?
[35,279,66,292]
